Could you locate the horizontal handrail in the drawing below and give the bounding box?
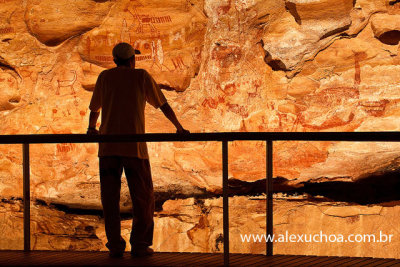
[1,131,400,144]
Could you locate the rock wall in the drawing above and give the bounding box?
[2,197,399,258]
[0,0,399,258]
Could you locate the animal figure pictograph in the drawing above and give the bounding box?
[56,70,77,95]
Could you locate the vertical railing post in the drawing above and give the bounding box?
[23,143,30,252]
[266,140,273,256]
[222,140,229,266]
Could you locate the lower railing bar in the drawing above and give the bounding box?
[23,143,30,252]
[266,140,273,256]
[222,140,229,266]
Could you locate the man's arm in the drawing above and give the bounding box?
[87,71,103,134]
[160,103,189,134]
[87,111,100,134]
[143,72,188,133]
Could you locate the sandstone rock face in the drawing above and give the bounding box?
[24,0,113,46]
[263,0,354,73]
[371,13,400,45]
[0,0,399,259]
[2,197,399,259]
[77,0,207,91]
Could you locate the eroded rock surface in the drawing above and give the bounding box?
[25,0,114,46]
[371,13,400,45]
[2,197,399,258]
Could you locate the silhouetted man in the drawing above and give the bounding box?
[87,42,189,258]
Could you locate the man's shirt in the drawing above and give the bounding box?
[89,66,167,159]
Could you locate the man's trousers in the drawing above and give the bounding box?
[99,156,155,252]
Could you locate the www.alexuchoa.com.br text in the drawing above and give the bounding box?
[240,231,394,243]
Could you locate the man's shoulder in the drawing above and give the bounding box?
[132,69,150,80]
[98,68,113,77]
[99,68,150,81]
[101,67,143,75]
[135,68,148,75]
[139,69,157,82]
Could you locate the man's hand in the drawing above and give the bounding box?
[176,127,190,134]
[88,111,100,134]
[87,128,99,135]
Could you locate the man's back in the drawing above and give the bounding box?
[89,66,166,158]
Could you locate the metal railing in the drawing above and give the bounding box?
[2,131,400,266]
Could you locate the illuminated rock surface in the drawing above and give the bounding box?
[24,0,113,46]
[2,197,399,258]
[0,0,399,258]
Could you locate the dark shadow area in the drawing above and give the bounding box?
[258,40,289,71]
[377,30,400,45]
[302,171,400,205]
[320,25,351,39]
[23,170,400,219]
[154,187,213,212]
[263,51,288,71]
[225,171,400,205]
[35,200,104,217]
[31,187,215,218]
[285,2,302,25]
[0,56,21,78]
[227,176,301,196]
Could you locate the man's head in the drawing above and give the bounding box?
[112,42,141,68]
